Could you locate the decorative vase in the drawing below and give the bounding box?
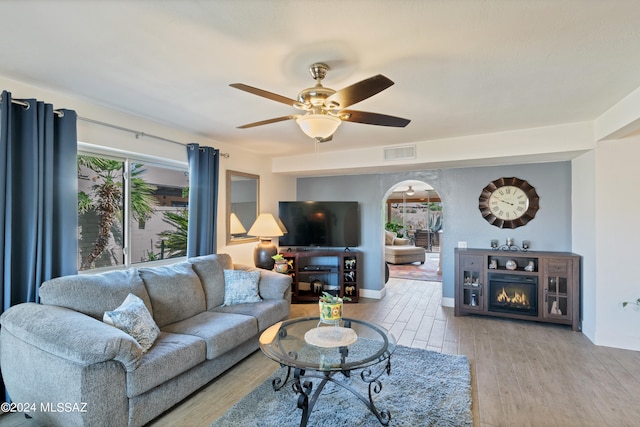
[273,261,289,273]
[319,301,343,324]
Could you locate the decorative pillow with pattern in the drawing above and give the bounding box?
[222,269,262,306]
[103,293,160,353]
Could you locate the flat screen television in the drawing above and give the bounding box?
[278,201,360,248]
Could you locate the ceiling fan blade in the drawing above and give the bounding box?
[341,110,411,127]
[230,83,299,107]
[237,115,296,129]
[324,75,394,109]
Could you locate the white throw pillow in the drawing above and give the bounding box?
[103,293,160,353]
[223,269,262,306]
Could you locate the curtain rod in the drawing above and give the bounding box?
[2,97,230,158]
[4,97,65,117]
[78,117,229,158]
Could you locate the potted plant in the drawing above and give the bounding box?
[271,254,290,273]
[385,221,405,237]
[318,292,351,324]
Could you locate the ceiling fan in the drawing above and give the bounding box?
[230,63,411,142]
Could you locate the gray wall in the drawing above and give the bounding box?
[296,161,572,299]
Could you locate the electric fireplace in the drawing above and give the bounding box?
[488,273,538,316]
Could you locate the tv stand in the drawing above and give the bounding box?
[281,249,361,303]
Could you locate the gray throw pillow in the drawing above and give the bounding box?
[222,270,262,306]
[104,293,160,353]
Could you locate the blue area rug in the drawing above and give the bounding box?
[211,345,472,426]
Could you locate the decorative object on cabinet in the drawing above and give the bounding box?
[247,213,285,270]
[478,177,540,229]
[271,254,291,273]
[492,237,527,251]
[455,248,581,331]
[505,259,518,270]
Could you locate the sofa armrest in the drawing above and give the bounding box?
[234,263,292,302]
[1,303,142,371]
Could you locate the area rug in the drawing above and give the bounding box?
[210,346,471,426]
[388,253,442,282]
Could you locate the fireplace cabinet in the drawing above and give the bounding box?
[454,248,581,331]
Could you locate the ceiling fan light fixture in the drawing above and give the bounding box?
[296,113,341,139]
[405,185,415,196]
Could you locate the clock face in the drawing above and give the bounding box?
[479,177,539,229]
[488,185,529,220]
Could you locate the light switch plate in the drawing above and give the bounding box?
[458,241,467,248]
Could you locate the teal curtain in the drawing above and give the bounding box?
[186,143,219,257]
[0,90,78,403]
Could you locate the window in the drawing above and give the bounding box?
[78,152,189,271]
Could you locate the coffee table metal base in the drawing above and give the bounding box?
[272,356,392,427]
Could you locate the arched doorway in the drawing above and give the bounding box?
[383,180,443,281]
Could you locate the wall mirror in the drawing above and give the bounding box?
[226,170,259,245]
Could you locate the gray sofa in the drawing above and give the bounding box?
[0,254,291,427]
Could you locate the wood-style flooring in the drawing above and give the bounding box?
[2,277,640,427]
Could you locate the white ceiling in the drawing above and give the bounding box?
[3,1,640,157]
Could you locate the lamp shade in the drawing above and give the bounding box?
[276,216,288,234]
[229,212,246,234]
[296,114,341,139]
[247,213,284,238]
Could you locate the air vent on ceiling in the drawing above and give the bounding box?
[383,145,416,161]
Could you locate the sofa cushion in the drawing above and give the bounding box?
[39,269,153,320]
[233,264,292,301]
[162,311,257,360]
[139,262,206,328]
[126,331,206,398]
[103,293,161,353]
[188,253,233,309]
[213,299,289,332]
[222,269,262,306]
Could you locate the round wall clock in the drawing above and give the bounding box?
[478,177,540,229]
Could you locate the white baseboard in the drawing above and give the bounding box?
[441,297,455,308]
[360,287,386,300]
[362,288,451,306]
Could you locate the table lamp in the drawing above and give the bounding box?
[247,213,284,269]
[229,212,247,236]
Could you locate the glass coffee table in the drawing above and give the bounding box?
[259,317,396,427]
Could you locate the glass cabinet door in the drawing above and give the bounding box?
[460,255,483,311]
[543,260,572,321]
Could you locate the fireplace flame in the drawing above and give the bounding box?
[497,287,529,306]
